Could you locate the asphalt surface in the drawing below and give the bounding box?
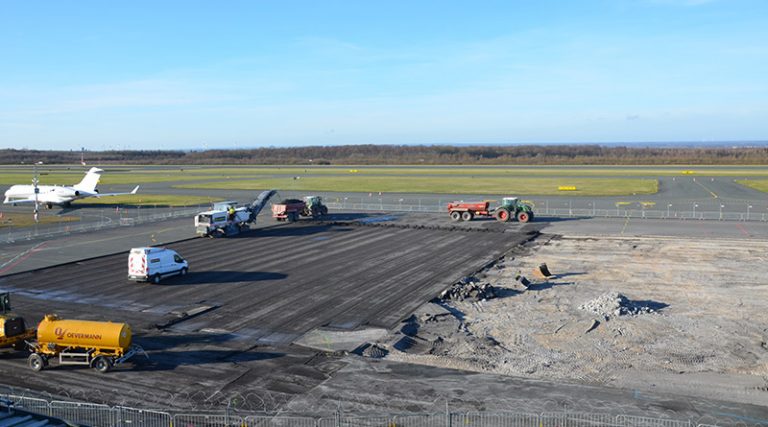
[3,212,768,276]
[0,218,545,410]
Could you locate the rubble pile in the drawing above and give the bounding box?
[440,276,496,301]
[579,292,656,319]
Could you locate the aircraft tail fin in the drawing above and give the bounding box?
[73,167,103,192]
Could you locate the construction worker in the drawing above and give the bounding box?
[228,205,235,221]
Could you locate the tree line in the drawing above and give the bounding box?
[1,144,767,165]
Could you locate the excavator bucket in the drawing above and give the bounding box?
[534,263,553,279]
[249,190,278,222]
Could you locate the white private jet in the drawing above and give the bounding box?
[3,167,139,209]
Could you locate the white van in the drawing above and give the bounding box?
[128,247,188,284]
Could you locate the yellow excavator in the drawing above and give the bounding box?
[0,293,35,352]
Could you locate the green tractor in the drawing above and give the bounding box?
[494,197,534,223]
[302,196,329,218]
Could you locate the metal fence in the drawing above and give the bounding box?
[3,192,767,244]
[321,199,768,222]
[2,392,765,427]
[2,205,203,244]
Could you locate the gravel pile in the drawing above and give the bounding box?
[579,292,656,318]
[440,276,497,301]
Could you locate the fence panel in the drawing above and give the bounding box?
[317,415,391,427]
[247,415,317,427]
[540,412,619,427]
[617,415,692,427]
[175,413,246,427]
[459,412,540,427]
[392,413,447,427]
[50,400,116,427]
[6,395,51,416]
[115,406,172,426]
[50,401,116,427]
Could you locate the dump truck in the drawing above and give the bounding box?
[194,190,277,237]
[447,197,534,223]
[26,314,146,373]
[0,293,35,352]
[272,196,328,222]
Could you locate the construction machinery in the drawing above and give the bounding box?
[26,314,146,373]
[194,190,277,237]
[447,197,534,223]
[0,293,35,352]
[272,195,328,222]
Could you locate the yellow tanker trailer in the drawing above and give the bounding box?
[27,314,146,373]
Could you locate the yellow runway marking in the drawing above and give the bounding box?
[620,216,630,236]
[693,179,718,199]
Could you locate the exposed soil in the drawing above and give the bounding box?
[384,236,768,407]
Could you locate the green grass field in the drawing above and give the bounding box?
[736,179,768,193]
[2,165,768,187]
[176,176,659,196]
[0,213,80,228]
[76,194,223,207]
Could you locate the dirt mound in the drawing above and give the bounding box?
[578,292,658,319]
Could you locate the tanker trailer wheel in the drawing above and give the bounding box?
[28,353,45,372]
[461,211,473,221]
[450,211,462,222]
[494,208,511,222]
[516,211,530,223]
[92,356,112,373]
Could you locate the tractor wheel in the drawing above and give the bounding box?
[494,208,511,222]
[461,211,473,221]
[28,353,45,372]
[516,211,530,223]
[450,211,462,221]
[320,206,328,216]
[92,356,112,373]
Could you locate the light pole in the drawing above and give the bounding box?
[693,203,698,218]
[719,204,724,220]
[747,205,752,220]
[667,203,672,218]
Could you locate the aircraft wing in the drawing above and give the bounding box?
[95,186,140,198]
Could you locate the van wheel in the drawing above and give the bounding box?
[180,267,188,276]
[28,354,45,372]
[92,356,112,373]
[152,274,161,284]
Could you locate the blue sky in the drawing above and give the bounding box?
[1,0,766,150]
